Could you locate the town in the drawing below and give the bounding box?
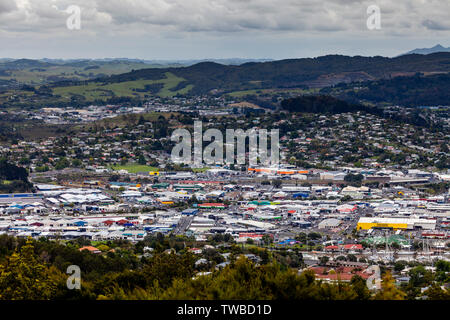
[0,99,448,299]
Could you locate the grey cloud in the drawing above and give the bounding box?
[0,0,17,14]
[422,19,450,31]
[1,0,449,39]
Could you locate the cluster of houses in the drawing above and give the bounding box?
[0,170,448,263]
[1,103,449,268]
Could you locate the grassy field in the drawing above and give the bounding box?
[52,72,193,100]
[226,87,319,98]
[226,89,263,98]
[110,164,159,173]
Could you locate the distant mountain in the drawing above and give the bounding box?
[37,58,273,66]
[0,58,166,86]
[160,58,274,66]
[4,53,450,109]
[401,44,450,56]
[0,57,274,87]
[1,58,56,70]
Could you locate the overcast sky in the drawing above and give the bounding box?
[0,0,449,60]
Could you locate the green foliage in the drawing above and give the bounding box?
[422,283,450,300]
[0,159,32,193]
[394,260,408,272]
[0,158,29,182]
[344,173,364,183]
[281,95,375,115]
[335,73,450,107]
[408,266,433,288]
[93,53,450,96]
[0,239,58,300]
[374,272,406,300]
[142,252,196,289]
[0,235,445,301]
[350,275,371,300]
[54,157,70,170]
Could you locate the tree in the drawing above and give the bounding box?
[72,159,82,167]
[55,157,70,170]
[295,232,307,243]
[422,283,450,300]
[0,158,29,181]
[319,256,329,266]
[347,254,357,262]
[409,266,433,288]
[261,234,273,246]
[435,260,450,283]
[393,261,408,273]
[138,155,146,165]
[143,252,195,289]
[350,275,371,300]
[344,173,364,185]
[435,260,450,272]
[374,272,406,300]
[0,239,58,300]
[307,232,321,240]
[97,244,110,252]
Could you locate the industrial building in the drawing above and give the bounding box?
[357,217,436,230]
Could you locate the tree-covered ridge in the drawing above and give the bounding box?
[326,73,450,107]
[0,235,448,300]
[3,53,450,110]
[49,53,450,95]
[279,95,447,131]
[280,95,374,114]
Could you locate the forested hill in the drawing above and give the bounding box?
[279,95,443,129]
[280,95,371,114]
[54,53,450,95]
[324,73,450,107]
[0,159,32,193]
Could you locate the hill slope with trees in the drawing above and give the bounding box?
[0,159,32,193]
[49,52,450,96]
[325,73,450,107]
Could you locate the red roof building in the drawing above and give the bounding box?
[324,244,363,251]
[79,246,101,254]
[103,220,115,226]
[308,266,372,282]
[342,244,363,251]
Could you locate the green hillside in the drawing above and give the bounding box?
[53,72,193,100]
[2,53,450,109]
[96,52,450,95]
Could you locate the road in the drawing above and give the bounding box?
[174,215,194,235]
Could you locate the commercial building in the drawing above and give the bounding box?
[357,217,436,230]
